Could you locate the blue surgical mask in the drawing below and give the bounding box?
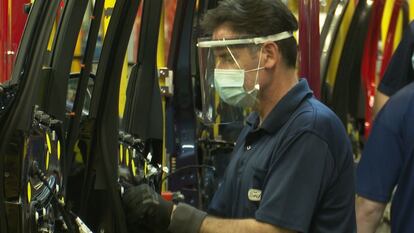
[214,47,264,108]
[214,68,262,107]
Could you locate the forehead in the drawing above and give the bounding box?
[212,23,241,40]
[209,24,257,57]
[211,44,249,58]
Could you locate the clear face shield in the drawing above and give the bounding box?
[197,31,293,126]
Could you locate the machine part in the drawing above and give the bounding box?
[78,0,140,231]
[118,0,167,199]
[118,131,167,189]
[24,3,32,14]
[32,159,94,233]
[0,0,29,83]
[122,0,163,141]
[361,0,386,138]
[0,83,17,118]
[28,110,75,232]
[320,0,349,101]
[65,0,104,186]
[1,0,92,231]
[379,0,403,79]
[158,68,174,97]
[0,1,62,231]
[323,0,356,103]
[161,165,216,185]
[330,0,373,160]
[167,0,201,207]
[331,0,373,125]
[75,217,93,233]
[299,0,320,98]
[320,0,341,47]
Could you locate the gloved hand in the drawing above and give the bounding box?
[124,222,157,233]
[122,183,173,233]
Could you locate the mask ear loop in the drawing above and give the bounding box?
[411,51,414,71]
[226,46,242,69]
[246,46,264,93]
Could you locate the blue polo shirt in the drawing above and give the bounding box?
[208,79,356,233]
[379,21,414,96]
[357,82,414,233]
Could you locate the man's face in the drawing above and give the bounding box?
[212,24,262,91]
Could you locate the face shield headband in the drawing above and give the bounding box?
[197,31,294,48]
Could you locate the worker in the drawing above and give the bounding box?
[122,0,356,232]
[373,21,414,116]
[356,82,414,233]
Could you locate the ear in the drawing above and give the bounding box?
[261,42,280,69]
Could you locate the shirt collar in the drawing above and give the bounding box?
[246,112,260,128]
[247,78,313,133]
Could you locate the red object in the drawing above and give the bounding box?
[0,0,29,83]
[299,0,320,99]
[361,0,386,138]
[161,191,173,201]
[133,0,177,64]
[379,0,403,80]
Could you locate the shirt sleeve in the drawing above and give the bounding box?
[356,103,404,203]
[255,131,335,232]
[379,21,414,96]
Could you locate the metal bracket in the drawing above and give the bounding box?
[158,68,174,97]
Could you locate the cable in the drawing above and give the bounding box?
[161,165,216,185]
[67,211,93,233]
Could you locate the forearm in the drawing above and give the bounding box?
[200,218,260,233]
[356,196,386,233]
[199,217,294,233]
[169,204,293,233]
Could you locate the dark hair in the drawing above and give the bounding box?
[200,0,298,68]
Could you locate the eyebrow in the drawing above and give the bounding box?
[212,48,228,57]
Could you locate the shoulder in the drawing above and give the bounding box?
[379,21,414,96]
[386,82,414,107]
[288,97,348,143]
[282,97,352,166]
[378,82,414,126]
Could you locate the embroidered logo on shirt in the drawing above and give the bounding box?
[248,189,262,201]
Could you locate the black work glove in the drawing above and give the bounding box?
[167,203,208,233]
[124,222,156,233]
[122,183,173,233]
